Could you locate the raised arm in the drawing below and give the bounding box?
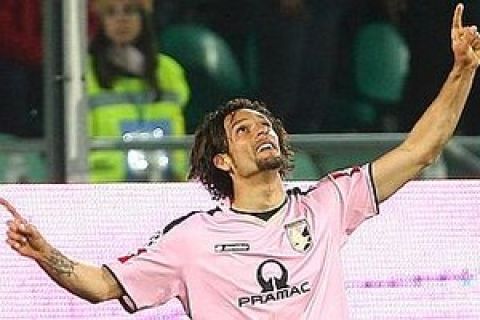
[3,198,123,304]
[372,3,480,202]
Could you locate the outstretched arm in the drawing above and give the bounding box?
[372,3,480,202]
[3,198,123,303]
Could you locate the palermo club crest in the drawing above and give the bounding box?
[285,219,313,253]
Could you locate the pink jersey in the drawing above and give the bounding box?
[106,164,379,319]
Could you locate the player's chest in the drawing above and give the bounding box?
[187,211,336,284]
[184,216,337,313]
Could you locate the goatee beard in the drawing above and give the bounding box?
[256,155,284,171]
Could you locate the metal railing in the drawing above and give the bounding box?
[2,134,480,183]
[90,134,480,178]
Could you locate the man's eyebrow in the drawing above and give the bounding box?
[228,113,270,129]
[256,114,271,123]
[230,117,248,129]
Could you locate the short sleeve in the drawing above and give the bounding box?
[104,230,187,313]
[327,164,379,239]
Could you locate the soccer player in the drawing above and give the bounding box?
[4,3,480,319]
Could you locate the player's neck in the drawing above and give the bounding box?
[231,173,285,212]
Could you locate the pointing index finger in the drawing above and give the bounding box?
[0,197,24,221]
[453,3,464,30]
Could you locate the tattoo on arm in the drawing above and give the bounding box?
[46,249,78,277]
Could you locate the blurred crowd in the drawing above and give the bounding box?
[0,0,479,182]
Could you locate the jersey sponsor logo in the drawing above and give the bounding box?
[238,259,311,307]
[214,243,250,253]
[285,219,312,253]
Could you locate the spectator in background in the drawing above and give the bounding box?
[0,0,43,138]
[87,0,190,182]
[5,4,480,317]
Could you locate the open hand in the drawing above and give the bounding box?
[2,198,49,260]
[451,3,480,69]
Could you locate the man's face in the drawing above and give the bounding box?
[101,0,142,46]
[220,109,283,177]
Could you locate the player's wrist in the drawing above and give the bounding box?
[452,60,478,73]
[33,242,55,263]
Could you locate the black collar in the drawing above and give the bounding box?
[231,197,288,222]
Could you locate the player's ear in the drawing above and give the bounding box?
[213,153,232,172]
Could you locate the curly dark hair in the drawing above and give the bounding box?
[188,98,294,200]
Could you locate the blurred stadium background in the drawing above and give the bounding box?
[0,0,479,184]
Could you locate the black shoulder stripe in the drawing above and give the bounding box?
[163,211,198,235]
[330,166,361,179]
[287,186,317,197]
[162,207,221,234]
